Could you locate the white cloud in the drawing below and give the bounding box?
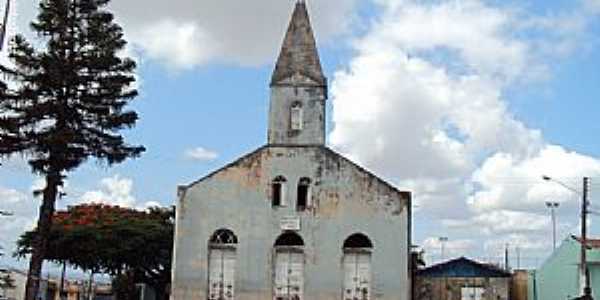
[185,147,219,162]
[330,0,544,185]
[329,0,600,265]
[0,186,37,262]
[134,20,214,70]
[111,0,357,69]
[444,210,550,235]
[76,175,161,210]
[372,0,529,80]
[12,1,358,69]
[421,237,476,262]
[79,175,137,207]
[468,145,600,214]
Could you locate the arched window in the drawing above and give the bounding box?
[275,232,305,247]
[342,233,373,300]
[273,232,305,300]
[272,176,287,207]
[296,178,312,212]
[343,233,373,249]
[208,229,238,300]
[210,229,238,245]
[290,102,303,131]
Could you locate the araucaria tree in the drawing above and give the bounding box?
[0,0,144,299]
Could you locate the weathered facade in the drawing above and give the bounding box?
[170,2,412,300]
[415,257,511,300]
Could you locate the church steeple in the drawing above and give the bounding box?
[268,1,328,146]
[271,0,326,87]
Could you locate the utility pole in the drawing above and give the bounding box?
[504,244,510,271]
[581,177,592,299]
[542,175,593,300]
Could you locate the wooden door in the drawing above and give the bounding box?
[208,247,236,300]
[274,251,304,300]
[343,252,371,300]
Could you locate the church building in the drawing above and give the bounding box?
[170,2,412,300]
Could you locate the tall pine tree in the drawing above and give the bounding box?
[0,0,144,299]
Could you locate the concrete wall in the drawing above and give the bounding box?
[415,276,510,300]
[268,84,327,146]
[171,146,411,300]
[511,270,528,300]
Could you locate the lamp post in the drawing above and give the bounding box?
[543,175,591,299]
[545,201,560,250]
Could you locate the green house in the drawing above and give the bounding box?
[529,237,600,300]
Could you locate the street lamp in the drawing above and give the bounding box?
[543,175,591,299]
[438,236,448,262]
[545,201,560,250]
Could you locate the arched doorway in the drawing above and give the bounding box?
[273,232,305,300]
[342,233,373,300]
[208,229,238,300]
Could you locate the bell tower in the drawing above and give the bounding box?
[268,1,327,146]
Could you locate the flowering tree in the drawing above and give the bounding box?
[16,204,174,300]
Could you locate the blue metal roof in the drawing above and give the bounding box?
[417,257,511,278]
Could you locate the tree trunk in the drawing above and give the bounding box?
[24,172,60,300]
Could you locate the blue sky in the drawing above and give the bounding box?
[2,0,600,270]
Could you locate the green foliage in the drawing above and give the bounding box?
[16,204,174,298]
[0,1,144,298]
[0,0,144,173]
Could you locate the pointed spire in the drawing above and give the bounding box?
[271,1,326,87]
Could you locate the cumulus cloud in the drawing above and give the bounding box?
[330,0,600,263]
[110,0,357,68]
[79,175,137,207]
[421,237,476,263]
[330,0,546,191]
[184,147,219,162]
[468,145,600,214]
[444,210,550,235]
[11,1,358,69]
[76,175,160,210]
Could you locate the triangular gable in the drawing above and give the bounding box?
[322,147,409,197]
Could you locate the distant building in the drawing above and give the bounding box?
[170,1,412,300]
[0,268,113,300]
[529,237,600,300]
[415,257,511,300]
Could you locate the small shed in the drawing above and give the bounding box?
[415,257,511,300]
